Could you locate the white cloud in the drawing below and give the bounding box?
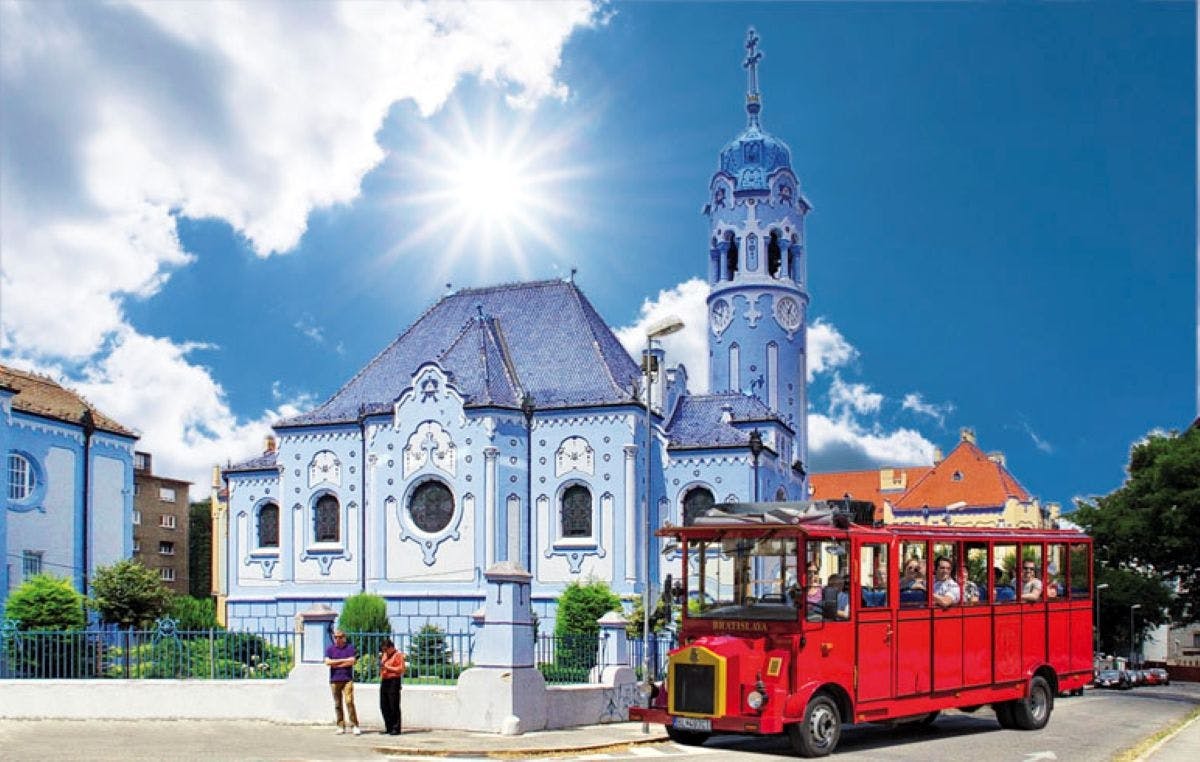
[806,319,857,381]
[807,414,936,471]
[828,374,883,417]
[902,392,954,426]
[1019,419,1053,454]
[615,278,712,387]
[0,0,598,496]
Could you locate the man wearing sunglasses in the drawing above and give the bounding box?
[1021,562,1044,602]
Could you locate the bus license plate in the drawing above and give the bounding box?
[674,717,712,732]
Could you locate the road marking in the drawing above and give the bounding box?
[1023,752,1057,762]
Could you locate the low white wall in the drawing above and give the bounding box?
[0,664,636,732]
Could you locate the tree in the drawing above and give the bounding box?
[1094,566,1171,659]
[166,595,220,630]
[188,501,212,598]
[554,578,622,638]
[3,574,86,630]
[88,559,174,627]
[1074,425,1200,623]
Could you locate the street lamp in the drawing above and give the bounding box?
[1095,583,1109,657]
[1129,604,1142,668]
[748,429,764,503]
[642,315,684,729]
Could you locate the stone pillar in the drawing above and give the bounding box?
[590,610,636,686]
[296,603,337,664]
[456,562,547,734]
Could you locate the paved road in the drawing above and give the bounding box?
[1,684,1196,761]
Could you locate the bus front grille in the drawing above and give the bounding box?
[673,663,717,716]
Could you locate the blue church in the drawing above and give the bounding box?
[220,30,812,633]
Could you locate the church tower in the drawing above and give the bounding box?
[705,29,811,473]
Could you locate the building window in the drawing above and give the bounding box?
[134,483,142,496]
[560,484,592,538]
[160,568,175,582]
[314,494,340,543]
[682,486,715,526]
[160,514,176,529]
[159,487,176,503]
[767,230,782,278]
[257,502,280,548]
[132,510,141,525]
[408,481,453,534]
[159,541,175,556]
[134,452,149,471]
[952,471,963,482]
[132,538,140,553]
[21,550,43,577]
[8,453,35,501]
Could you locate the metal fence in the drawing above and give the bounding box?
[0,619,294,680]
[628,632,676,681]
[341,629,474,686]
[535,632,601,684]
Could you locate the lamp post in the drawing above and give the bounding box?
[1129,603,1141,668]
[1094,583,1109,657]
[748,429,764,503]
[641,315,684,729]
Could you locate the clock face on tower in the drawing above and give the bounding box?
[710,298,733,335]
[774,296,802,333]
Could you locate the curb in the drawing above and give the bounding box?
[370,732,671,758]
[1132,711,1200,762]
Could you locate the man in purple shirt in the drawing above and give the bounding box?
[324,629,360,735]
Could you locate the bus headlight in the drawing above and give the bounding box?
[746,690,765,710]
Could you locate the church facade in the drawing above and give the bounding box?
[219,31,812,633]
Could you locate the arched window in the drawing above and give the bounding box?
[729,343,740,392]
[409,480,454,533]
[682,486,715,526]
[560,484,592,538]
[8,453,35,501]
[314,494,340,543]
[767,230,782,278]
[775,486,788,502]
[257,502,279,548]
[725,233,739,280]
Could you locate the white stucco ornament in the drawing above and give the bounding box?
[554,436,594,477]
[307,450,341,488]
[403,421,457,478]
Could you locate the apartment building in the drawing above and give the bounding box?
[132,451,191,594]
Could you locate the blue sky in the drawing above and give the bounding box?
[1,1,1194,508]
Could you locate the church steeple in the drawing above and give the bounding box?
[704,28,811,487]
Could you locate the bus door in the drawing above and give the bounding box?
[930,541,965,691]
[961,542,993,687]
[1067,543,1093,675]
[854,540,893,702]
[895,540,931,697]
[804,539,854,685]
[992,543,1022,682]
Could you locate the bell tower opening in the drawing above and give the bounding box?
[725,232,739,280]
[768,230,782,278]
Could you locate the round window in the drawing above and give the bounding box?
[409,481,454,533]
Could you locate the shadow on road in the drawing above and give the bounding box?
[703,713,1004,756]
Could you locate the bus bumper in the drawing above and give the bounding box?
[629,706,782,735]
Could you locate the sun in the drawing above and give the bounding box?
[380,100,587,282]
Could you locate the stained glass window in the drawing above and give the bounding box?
[314,494,339,543]
[258,502,279,548]
[409,481,453,533]
[560,485,591,538]
[682,486,714,526]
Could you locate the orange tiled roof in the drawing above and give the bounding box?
[809,466,932,520]
[0,364,137,438]
[893,439,1029,510]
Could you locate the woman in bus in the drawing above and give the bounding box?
[932,556,961,608]
[1021,561,1044,602]
[900,559,926,591]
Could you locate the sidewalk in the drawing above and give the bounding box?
[0,719,671,761]
[1142,712,1200,762]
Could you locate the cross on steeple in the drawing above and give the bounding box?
[742,27,763,126]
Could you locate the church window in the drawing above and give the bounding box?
[8,453,35,501]
[682,486,714,526]
[775,486,788,502]
[560,484,592,538]
[767,342,778,409]
[409,480,454,533]
[725,232,739,280]
[257,502,280,548]
[767,230,782,277]
[729,344,740,392]
[314,494,340,543]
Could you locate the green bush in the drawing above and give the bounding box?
[3,574,86,630]
[166,596,221,631]
[554,578,620,674]
[88,560,173,627]
[408,623,458,680]
[337,592,390,670]
[103,632,293,679]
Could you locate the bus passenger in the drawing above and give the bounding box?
[900,559,926,591]
[932,556,960,608]
[825,573,850,620]
[1021,561,1043,602]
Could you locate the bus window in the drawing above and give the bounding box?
[860,544,888,608]
[1069,543,1090,599]
[1047,544,1067,600]
[1021,544,1044,602]
[964,543,988,604]
[806,539,849,621]
[994,544,1017,603]
[690,537,800,620]
[899,541,928,607]
[931,542,961,608]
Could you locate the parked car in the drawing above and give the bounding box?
[1094,669,1132,690]
[1144,668,1169,686]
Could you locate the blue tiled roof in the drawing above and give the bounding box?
[225,451,278,474]
[280,280,641,426]
[666,392,787,449]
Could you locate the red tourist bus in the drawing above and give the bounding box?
[630,501,1094,756]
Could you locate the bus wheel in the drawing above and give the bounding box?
[1010,676,1053,731]
[665,726,710,746]
[787,694,842,757]
[993,701,1017,729]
